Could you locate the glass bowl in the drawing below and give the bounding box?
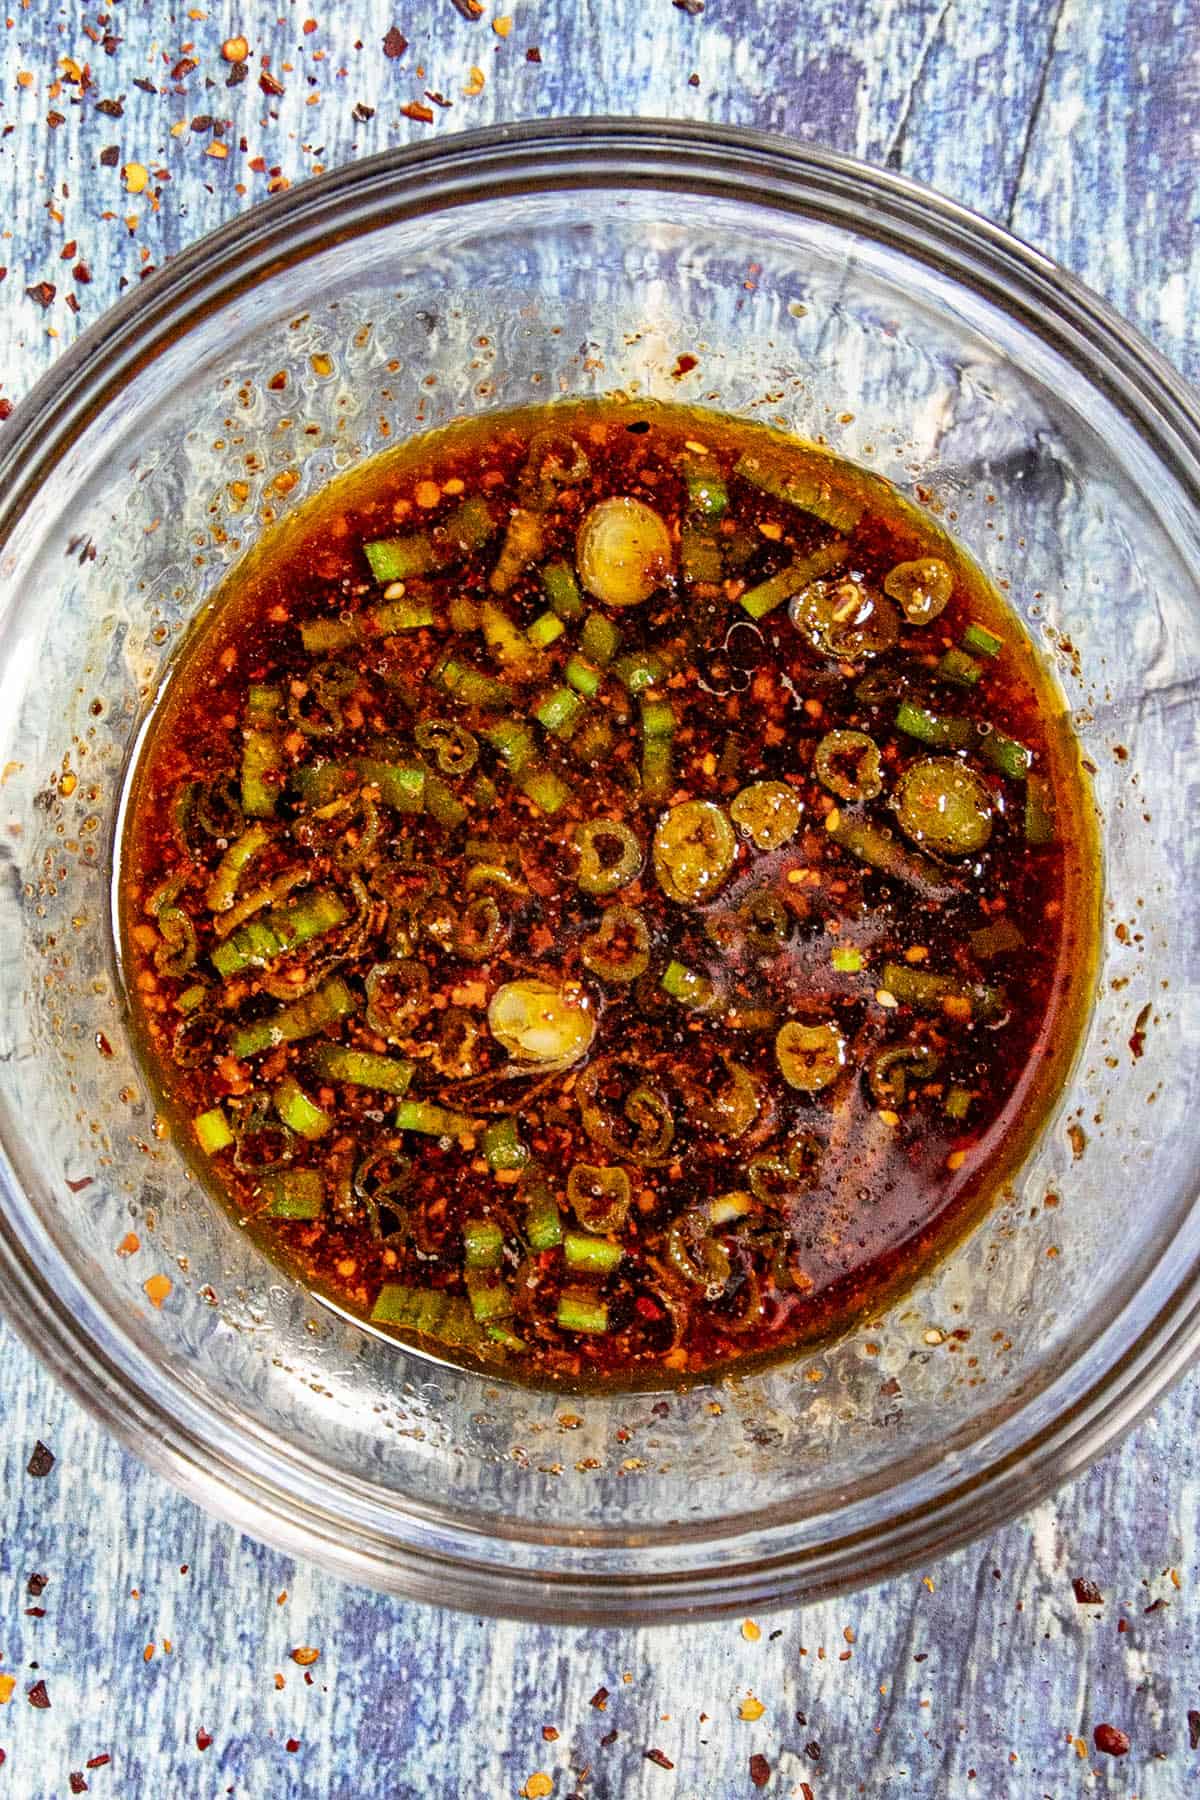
[0,120,1197,1624]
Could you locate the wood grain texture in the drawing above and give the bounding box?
[0,2,1197,1795]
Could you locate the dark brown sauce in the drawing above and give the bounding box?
[118,399,1099,1389]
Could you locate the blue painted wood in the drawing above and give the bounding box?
[0,3,1197,1794]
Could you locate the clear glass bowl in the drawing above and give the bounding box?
[0,121,1197,1623]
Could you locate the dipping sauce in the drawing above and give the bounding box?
[118,400,1097,1385]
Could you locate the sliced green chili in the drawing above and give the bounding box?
[882,556,954,625]
[730,779,803,848]
[894,757,993,857]
[211,887,348,979]
[580,905,651,983]
[413,719,478,778]
[489,505,545,596]
[653,800,736,905]
[944,1083,974,1121]
[792,573,899,656]
[661,959,715,1010]
[230,976,356,1060]
[776,1019,846,1092]
[970,918,1026,959]
[813,731,883,803]
[937,647,983,687]
[566,1163,632,1233]
[573,818,643,896]
[206,820,272,914]
[867,1040,941,1108]
[894,700,973,750]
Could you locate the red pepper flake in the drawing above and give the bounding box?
[1189,1709,1200,1751]
[69,1775,88,1795]
[400,101,434,123]
[85,1756,111,1770]
[688,72,700,85]
[290,1646,320,1666]
[425,89,452,108]
[541,1726,558,1742]
[450,0,485,16]
[47,111,66,128]
[1093,1723,1130,1757]
[260,70,285,96]
[27,1679,51,1709]
[96,96,123,116]
[171,56,198,79]
[25,1607,46,1619]
[800,1786,814,1800]
[74,261,92,284]
[25,283,56,311]
[673,0,705,11]
[590,1687,609,1710]
[27,1441,55,1477]
[1072,1577,1103,1605]
[382,26,408,58]
[1144,1597,1168,1614]
[644,1749,674,1770]
[196,1730,213,1751]
[99,145,120,166]
[749,1753,771,1789]
[285,1739,301,1754]
[353,101,375,121]
[302,18,318,33]
[26,1573,48,1596]
[526,45,542,61]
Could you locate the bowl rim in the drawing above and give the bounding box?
[1,116,1198,1622]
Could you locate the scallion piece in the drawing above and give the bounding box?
[311,1044,414,1094]
[937,647,982,688]
[970,918,1025,959]
[523,1165,564,1250]
[660,958,714,1009]
[274,1074,332,1139]
[565,654,603,698]
[980,728,1033,780]
[300,617,359,654]
[370,1283,424,1326]
[614,649,668,695]
[466,1272,514,1323]
[828,813,958,902]
[434,656,513,711]
[556,1289,610,1333]
[682,461,728,519]
[944,1084,974,1121]
[424,772,468,831]
[579,611,622,667]
[394,1099,476,1139]
[481,600,542,671]
[482,1116,529,1172]
[534,685,587,739]
[373,595,436,633]
[463,1216,504,1270]
[230,976,356,1060]
[1025,772,1056,844]
[894,700,972,749]
[880,960,1005,1023]
[734,452,865,532]
[211,887,348,979]
[541,557,585,620]
[259,1168,325,1220]
[364,497,494,584]
[241,729,284,817]
[193,1106,234,1155]
[680,525,723,585]
[563,1231,623,1274]
[486,1323,527,1352]
[483,717,537,775]
[246,685,282,727]
[206,820,272,913]
[640,694,674,805]
[518,766,569,814]
[527,610,566,649]
[963,622,1003,657]
[354,756,426,813]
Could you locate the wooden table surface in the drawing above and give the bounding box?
[0,3,1197,1795]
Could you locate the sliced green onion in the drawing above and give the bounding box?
[828,812,958,902]
[522,1164,564,1251]
[579,611,622,667]
[527,609,565,649]
[194,1106,234,1155]
[434,656,513,711]
[613,649,668,695]
[534,685,587,739]
[556,1289,610,1333]
[979,728,1033,780]
[300,616,359,655]
[177,981,210,1015]
[369,1285,482,1347]
[394,1099,476,1138]
[518,766,569,814]
[641,695,674,805]
[424,772,468,831]
[274,1074,332,1140]
[937,647,982,687]
[563,1231,623,1274]
[372,595,436,633]
[230,976,356,1060]
[292,760,355,806]
[963,622,1003,657]
[944,1083,974,1121]
[541,557,585,620]
[742,538,850,618]
[463,1216,504,1270]
[241,730,283,819]
[831,944,863,973]
[661,959,715,1009]
[354,756,426,813]
[1025,772,1056,844]
[570,718,615,767]
[466,1272,514,1323]
[682,460,728,518]
[259,1168,324,1220]
[211,887,348,978]
[486,1322,527,1352]
[483,717,536,774]
[970,918,1026,959]
[734,452,864,532]
[311,1044,415,1094]
[481,600,543,671]
[364,497,494,583]
[246,685,282,727]
[894,700,972,749]
[680,525,723,585]
[880,960,1005,1022]
[482,1116,529,1172]
[565,654,603,697]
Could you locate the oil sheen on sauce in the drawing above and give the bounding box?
[118,399,1098,1389]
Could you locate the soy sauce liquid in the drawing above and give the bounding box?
[118,400,1099,1390]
